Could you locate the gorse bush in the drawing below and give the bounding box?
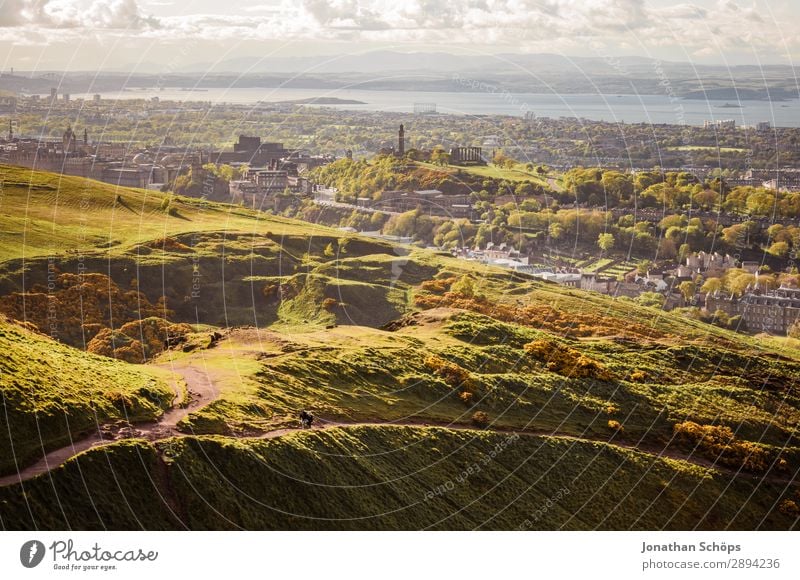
[0,273,169,347]
[523,339,613,381]
[424,355,472,388]
[87,317,193,363]
[673,421,776,473]
[472,411,490,428]
[415,283,664,340]
[322,297,339,311]
[420,276,457,294]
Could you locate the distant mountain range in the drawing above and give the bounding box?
[2,51,797,100]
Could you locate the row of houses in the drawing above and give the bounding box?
[707,287,800,334]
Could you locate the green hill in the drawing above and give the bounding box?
[0,164,799,530]
[0,315,173,474]
[0,427,796,530]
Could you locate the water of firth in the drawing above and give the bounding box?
[81,87,800,127]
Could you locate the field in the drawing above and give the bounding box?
[0,164,334,262]
[0,164,798,530]
[414,160,561,189]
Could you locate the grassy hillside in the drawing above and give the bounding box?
[0,315,173,474]
[0,427,796,530]
[0,164,333,262]
[1,164,799,530]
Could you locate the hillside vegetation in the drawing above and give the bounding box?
[0,315,173,474]
[0,165,799,530]
[1,427,797,530]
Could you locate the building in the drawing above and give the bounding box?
[212,135,289,167]
[449,146,485,166]
[685,251,735,275]
[703,119,736,129]
[369,189,473,218]
[0,94,16,112]
[706,287,800,334]
[397,124,405,156]
[580,272,614,294]
[756,121,771,132]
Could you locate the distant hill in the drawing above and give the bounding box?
[3,52,797,99]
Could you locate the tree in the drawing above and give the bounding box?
[724,270,755,297]
[678,281,696,303]
[431,146,450,166]
[636,259,652,276]
[701,277,722,295]
[635,292,665,308]
[768,241,789,257]
[548,222,563,241]
[597,233,615,253]
[323,242,335,257]
[450,275,475,298]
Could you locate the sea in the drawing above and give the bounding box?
[73,87,800,128]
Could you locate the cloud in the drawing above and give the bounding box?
[0,0,795,62]
[0,0,159,29]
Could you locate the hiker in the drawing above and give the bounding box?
[299,410,314,429]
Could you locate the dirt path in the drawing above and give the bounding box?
[0,362,222,487]
[3,407,794,487]
[0,354,792,487]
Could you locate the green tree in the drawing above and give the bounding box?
[768,241,789,257]
[678,281,696,303]
[635,292,665,308]
[450,275,475,298]
[700,277,722,295]
[597,233,615,253]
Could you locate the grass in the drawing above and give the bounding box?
[0,427,796,530]
[157,307,800,471]
[414,160,559,189]
[0,315,174,474]
[0,164,341,263]
[2,165,800,530]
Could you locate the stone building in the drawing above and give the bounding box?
[706,287,800,334]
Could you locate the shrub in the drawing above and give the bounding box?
[424,354,472,388]
[322,297,339,311]
[420,276,456,294]
[459,391,474,405]
[450,275,475,298]
[607,419,624,432]
[414,282,664,340]
[523,339,613,381]
[673,421,774,473]
[471,411,490,428]
[629,370,647,382]
[778,499,800,517]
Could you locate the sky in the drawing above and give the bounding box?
[0,0,798,71]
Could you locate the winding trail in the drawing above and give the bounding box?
[0,361,794,488]
[0,361,219,487]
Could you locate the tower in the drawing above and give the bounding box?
[398,124,405,156]
[7,119,12,141]
[83,128,88,145]
[62,124,76,154]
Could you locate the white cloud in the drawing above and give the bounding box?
[0,0,795,62]
[0,0,159,29]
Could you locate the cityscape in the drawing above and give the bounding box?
[0,1,799,572]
